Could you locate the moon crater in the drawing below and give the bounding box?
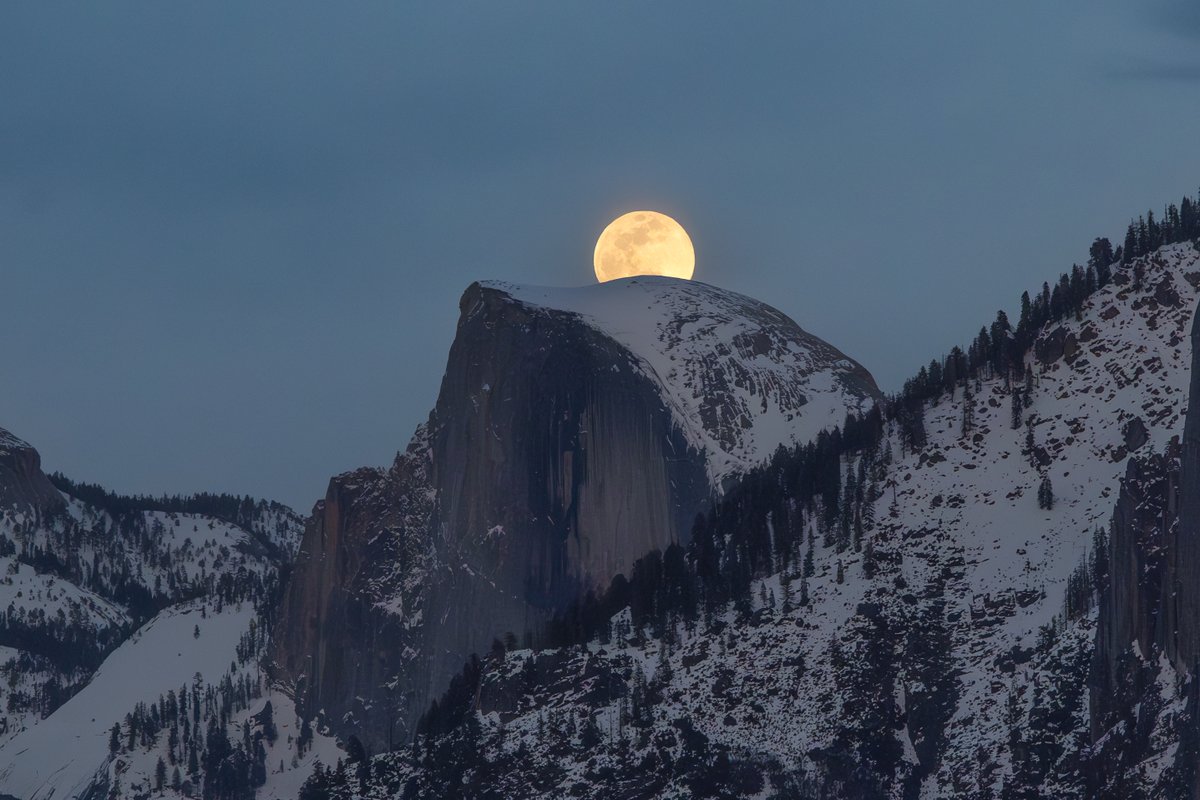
[593,211,695,283]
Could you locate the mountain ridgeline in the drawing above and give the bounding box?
[299,190,1200,799]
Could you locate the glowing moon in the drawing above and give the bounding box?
[593,210,695,283]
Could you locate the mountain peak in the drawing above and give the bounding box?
[473,277,880,485]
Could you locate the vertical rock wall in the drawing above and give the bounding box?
[275,284,709,748]
[1170,301,1200,671]
[0,428,65,513]
[417,283,708,721]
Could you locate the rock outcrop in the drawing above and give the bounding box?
[274,277,880,748]
[273,432,434,748]
[0,427,65,513]
[1169,298,1200,672]
[1090,298,1200,795]
[1090,448,1177,739]
[1093,299,1200,690]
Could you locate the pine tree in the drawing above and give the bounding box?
[862,484,877,532]
[961,381,974,438]
[155,757,167,792]
[1091,526,1109,593]
[1088,238,1114,288]
[1037,477,1055,510]
[1018,291,1033,340]
[840,461,857,551]
[581,712,602,749]
[261,699,278,743]
[657,644,674,686]
[1010,388,1023,430]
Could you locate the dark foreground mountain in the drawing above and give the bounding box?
[273,276,881,750]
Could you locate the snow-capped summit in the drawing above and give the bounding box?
[478,276,881,486]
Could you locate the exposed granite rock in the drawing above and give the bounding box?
[273,431,434,747]
[1036,326,1068,365]
[1123,417,1149,453]
[1089,299,1200,795]
[1091,449,1176,739]
[1168,297,1200,672]
[0,427,65,513]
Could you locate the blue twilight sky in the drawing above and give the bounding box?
[2,2,1199,510]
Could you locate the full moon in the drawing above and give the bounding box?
[593,210,695,283]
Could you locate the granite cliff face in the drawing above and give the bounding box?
[1091,296,1200,682]
[0,427,65,513]
[1091,450,1176,725]
[274,277,880,747]
[273,433,434,748]
[1170,298,1200,673]
[1089,298,1200,796]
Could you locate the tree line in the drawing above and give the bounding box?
[899,189,1200,414]
[47,472,290,534]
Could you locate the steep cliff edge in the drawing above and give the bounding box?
[274,277,880,747]
[1089,295,1200,797]
[478,277,881,487]
[273,432,435,749]
[0,427,65,513]
[1171,299,1200,672]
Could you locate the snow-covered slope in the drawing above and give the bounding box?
[0,602,253,799]
[651,243,1200,796]
[0,598,342,800]
[482,277,881,485]
[0,488,303,746]
[0,426,309,797]
[334,242,1200,799]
